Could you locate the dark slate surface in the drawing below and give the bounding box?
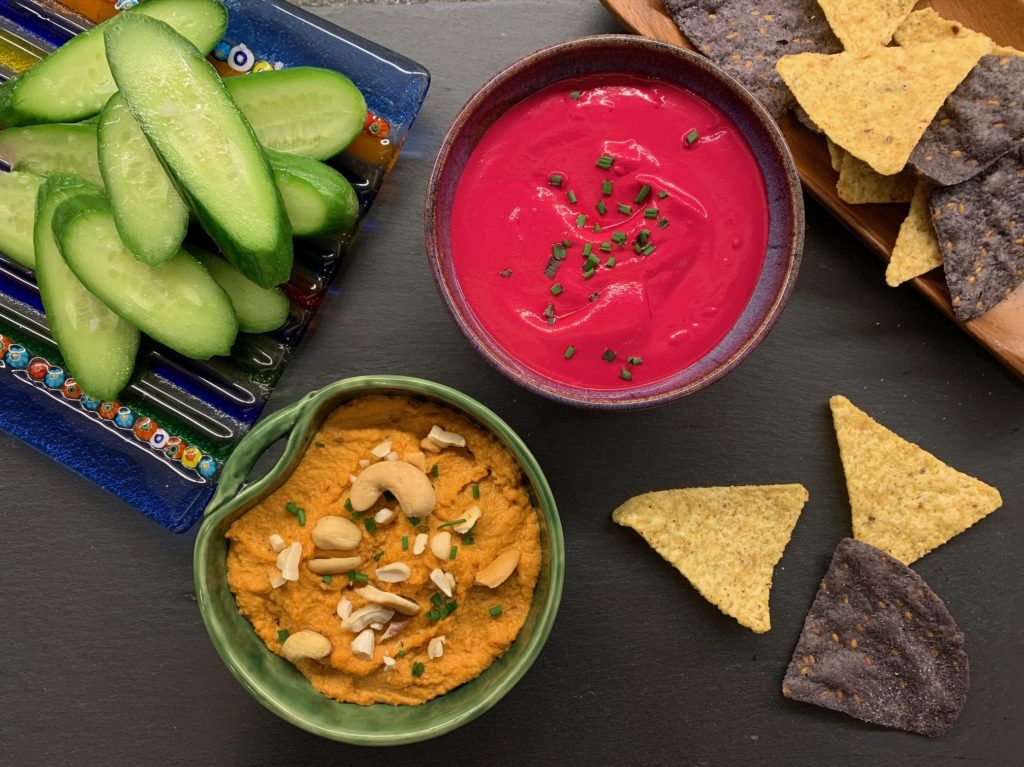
[2,1,1022,764]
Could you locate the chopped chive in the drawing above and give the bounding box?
[599,242,612,253]
[585,253,601,269]
[567,189,578,204]
[638,228,651,244]
[596,200,607,215]
[409,516,421,526]
[401,535,409,550]
[285,502,301,516]
[351,510,365,520]
[658,189,669,199]
[373,550,384,562]
[347,571,369,582]
[472,484,480,499]
[611,231,626,245]
[644,207,658,219]
[443,600,458,616]
[430,464,439,478]
[627,356,644,366]
[499,268,513,278]
[314,441,325,449]
[620,368,634,381]
[438,518,466,530]
[582,243,593,257]
[658,217,669,229]
[588,291,600,302]
[583,268,596,280]
[564,345,576,360]
[575,213,588,227]
[685,129,699,145]
[544,257,562,280]
[398,649,407,657]
[642,243,656,256]
[592,224,601,233]
[428,609,441,621]
[602,348,617,362]
[322,575,333,584]
[553,243,567,259]
[549,173,563,187]
[543,303,556,325]
[602,180,613,196]
[617,203,632,215]
[412,662,425,678]
[550,283,563,296]
[278,629,289,642]
[563,239,572,247]
[570,90,582,100]
[296,509,306,526]
[364,518,377,532]
[489,606,503,617]
[596,154,614,169]
[431,593,444,607]
[605,257,617,268]
[633,242,643,255]
[450,545,458,560]
[634,184,652,204]
[463,535,475,545]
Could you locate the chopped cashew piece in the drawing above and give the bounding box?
[428,635,446,660]
[356,584,421,616]
[370,622,384,631]
[453,505,481,534]
[428,425,466,448]
[350,461,436,518]
[446,572,456,591]
[385,452,399,461]
[375,562,412,583]
[282,630,332,663]
[268,533,286,552]
[402,452,428,471]
[383,654,396,670]
[269,573,286,589]
[359,459,370,468]
[342,605,396,632]
[276,541,302,582]
[374,508,396,525]
[349,474,359,486]
[420,437,441,453]
[370,440,392,459]
[312,515,361,551]
[351,629,375,660]
[475,547,521,588]
[431,531,452,560]
[307,556,362,575]
[413,533,428,555]
[430,568,453,598]
[381,621,408,641]
[337,597,353,620]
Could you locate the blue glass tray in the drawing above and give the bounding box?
[0,0,430,532]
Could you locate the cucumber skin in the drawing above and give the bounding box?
[225,67,368,161]
[53,192,239,359]
[0,170,45,268]
[34,174,140,400]
[266,149,360,238]
[0,123,105,191]
[98,93,188,265]
[0,0,228,127]
[192,249,290,334]
[105,14,293,289]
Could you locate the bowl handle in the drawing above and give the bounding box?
[204,390,320,518]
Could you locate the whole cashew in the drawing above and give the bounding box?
[350,461,436,518]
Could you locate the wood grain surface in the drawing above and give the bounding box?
[599,0,1024,381]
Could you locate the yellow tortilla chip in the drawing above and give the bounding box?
[830,395,1002,565]
[837,152,916,204]
[777,36,989,175]
[612,484,809,633]
[894,8,1023,57]
[817,0,917,52]
[825,136,844,172]
[886,182,943,286]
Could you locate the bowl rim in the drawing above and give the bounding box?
[193,375,565,745]
[424,33,804,410]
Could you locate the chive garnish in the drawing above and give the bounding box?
[431,593,444,607]
[570,90,582,100]
[412,662,425,678]
[599,242,612,253]
[398,649,407,657]
[602,348,616,362]
[438,518,466,530]
[686,129,699,145]
[602,180,613,196]
[611,231,626,246]
[567,190,578,204]
[658,190,669,199]
[297,509,306,526]
[549,173,563,187]
[543,303,556,325]
[627,356,644,366]
[278,629,289,642]
[464,535,475,545]
[642,243,656,256]
[549,283,563,296]
[585,253,601,270]
[634,184,652,204]
[596,154,614,169]
[489,606,503,617]
[285,502,301,516]
[576,213,588,227]
[409,516,421,526]
[564,345,576,360]
[444,600,458,616]
[402,535,409,550]
[373,550,384,562]
[322,575,333,584]
[347,571,369,582]
[363,518,376,532]
[544,256,562,280]
[644,207,658,219]
[430,464,439,478]
[582,243,592,257]
[596,200,607,215]
[617,203,632,215]
[638,229,651,244]
[352,511,365,520]
[583,268,596,280]
[620,368,634,381]
[658,218,669,229]
[553,243,567,259]
[605,257,617,268]
[592,224,601,233]
[633,242,643,255]
[499,268,513,278]
[472,484,480,499]
[563,239,572,247]
[450,545,458,560]
[428,609,441,621]
[315,441,325,448]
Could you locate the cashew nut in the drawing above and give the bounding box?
[431,531,452,560]
[350,461,436,518]
[382,654,397,670]
[281,630,332,663]
[370,440,392,459]
[356,584,421,616]
[268,533,285,552]
[381,620,408,641]
[307,556,362,575]
[413,533,428,555]
[430,568,453,598]
[452,505,481,534]
[428,425,466,448]
[402,451,428,471]
[351,628,375,660]
[428,635,446,660]
[312,515,362,550]
[374,508,396,526]
[336,597,353,620]
[375,562,411,583]
[276,541,302,582]
[341,604,396,632]
[475,547,521,588]
[420,437,441,453]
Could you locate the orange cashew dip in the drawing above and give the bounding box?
[226,394,542,705]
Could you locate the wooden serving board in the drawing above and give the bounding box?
[599,0,1024,381]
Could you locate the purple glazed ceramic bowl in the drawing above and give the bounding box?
[425,35,803,410]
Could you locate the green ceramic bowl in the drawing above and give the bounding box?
[194,376,564,745]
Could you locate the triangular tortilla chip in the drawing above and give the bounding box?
[830,395,1002,565]
[612,484,809,633]
[837,152,916,204]
[782,538,969,737]
[816,0,917,52]
[894,8,1023,57]
[825,136,845,172]
[777,36,989,175]
[886,181,942,286]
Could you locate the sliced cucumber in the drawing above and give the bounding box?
[106,14,292,288]
[0,123,104,191]
[266,149,360,238]
[98,93,188,265]
[192,249,290,334]
[0,0,227,126]
[0,170,45,267]
[225,67,367,161]
[53,191,238,359]
[35,175,140,400]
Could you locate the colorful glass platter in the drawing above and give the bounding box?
[0,0,430,531]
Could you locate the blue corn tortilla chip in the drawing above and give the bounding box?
[664,0,841,120]
[910,54,1024,187]
[782,538,969,738]
[930,148,1024,320]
